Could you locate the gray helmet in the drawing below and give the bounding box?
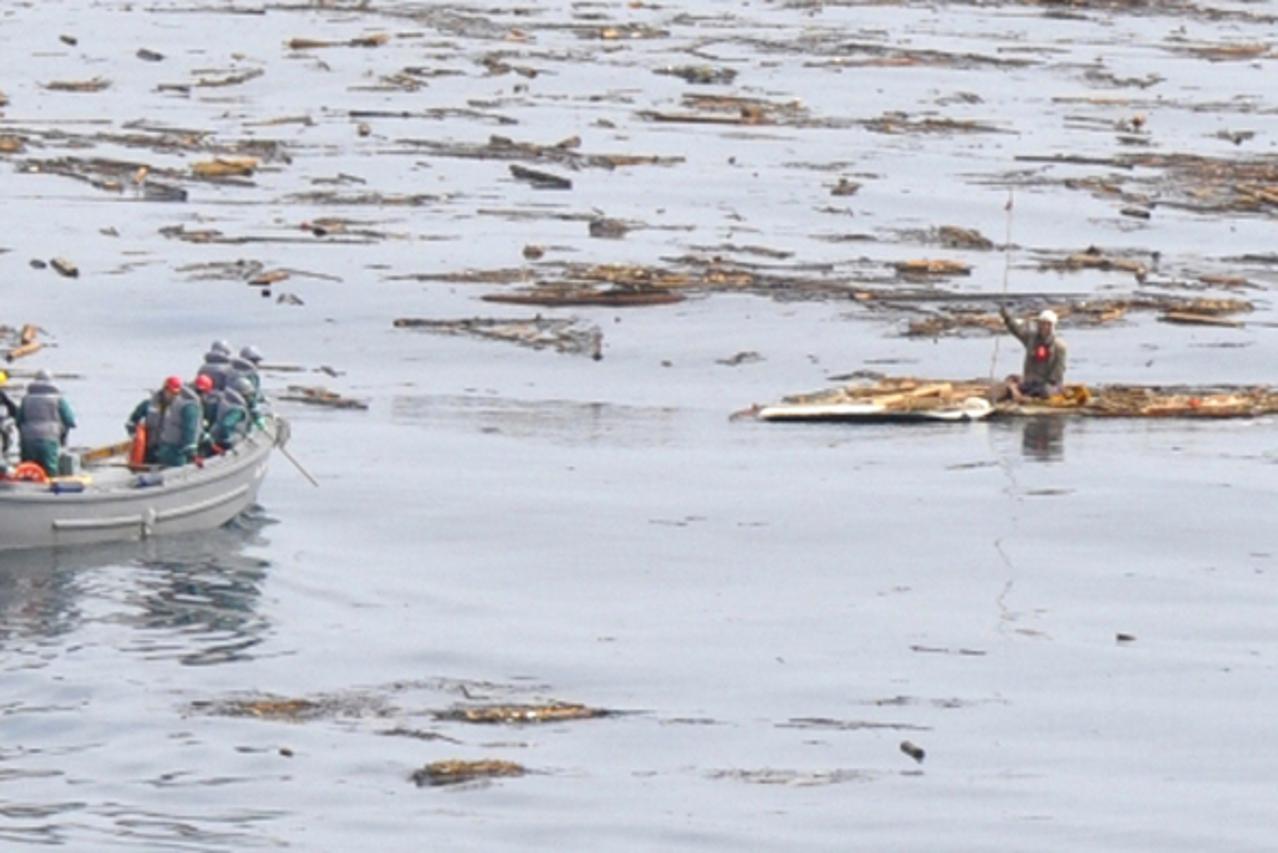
[211,340,232,356]
[34,369,52,381]
[240,345,263,365]
[230,376,255,399]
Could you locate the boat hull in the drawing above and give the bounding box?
[0,418,282,553]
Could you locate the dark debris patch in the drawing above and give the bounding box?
[189,692,391,722]
[780,717,932,732]
[433,702,615,724]
[411,759,526,787]
[707,768,874,786]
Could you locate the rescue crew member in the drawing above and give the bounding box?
[126,376,201,468]
[0,396,18,478]
[197,340,234,391]
[206,376,253,453]
[0,369,18,421]
[994,306,1067,403]
[225,349,261,400]
[17,369,76,476]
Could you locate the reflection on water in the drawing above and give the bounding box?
[0,509,275,665]
[392,394,682,447]
[1020,417,1066,463]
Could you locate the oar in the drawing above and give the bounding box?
[79,439,134,464]
[261,420,318,488]
[277,443,319,488]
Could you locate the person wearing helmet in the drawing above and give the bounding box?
[239,345,263,366]
[17,369,77,476]
[0,369,18,421]
[225,350,261,398]
[125,376,201,467]
[197,340,234,391]
[206,376,252,454]
[994,306,1068,403]
[0,378,18,478]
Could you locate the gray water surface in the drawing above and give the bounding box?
[2,0,1276,850]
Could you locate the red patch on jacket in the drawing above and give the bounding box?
[1034,344,1050,362]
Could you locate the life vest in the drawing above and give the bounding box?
[18,380,68,443]
[197,352,232,390]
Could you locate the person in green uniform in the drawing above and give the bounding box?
[17,369,76,476]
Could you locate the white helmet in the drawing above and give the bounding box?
[1037,309,1058,327]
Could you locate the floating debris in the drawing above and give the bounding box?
[716,351,763,367]
[757,376,1278,421]
[287,33,391,50]
[509,164,572,190]
[411,759,525,787]
[394,316,603,358]
[900,740,926,763]
[901,296,1251,338]
[277,386,370,410]
[893,258,972,277]
[49,258,79,278]
[43,77,111,93]
[5,324,42,363]
[433,702,612,724]
[655,65,738,85]
[191,156,259,178]
[708,768,871,787]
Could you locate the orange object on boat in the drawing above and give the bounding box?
[130,422,148,468]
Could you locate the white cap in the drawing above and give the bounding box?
[1037,309,1058,327]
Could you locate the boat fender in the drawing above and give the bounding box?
[50,480,86,494]
[134,471,165,488]
[12,462,50,484]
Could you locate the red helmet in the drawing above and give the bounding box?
[164,375,183,392]
[194,374,214,392]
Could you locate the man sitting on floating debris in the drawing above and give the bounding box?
[17,369,77,476]
[993,307,1067,403]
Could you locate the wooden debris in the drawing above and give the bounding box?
[43,78,111,93]
[249,269,290,287]
[893,259,971,277]
[411,760,525,787]
[191,156,259,178]
[900,741,926,763]
[50,258,79,278]
[765,376,1278,420]
[0,136,24,154]
[287,33,390,50]
[509,164,572,190]
[277,386,369,410]
[831,178,860,196]
[936,226,993,250]
[482,287,682,307]
[655,65,737,85]
[5,324,42,362]
[394,316,604,358]
[434,702,611,724]
[1159,311,1243,328]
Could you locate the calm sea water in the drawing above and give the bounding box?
[1,0,1275,849]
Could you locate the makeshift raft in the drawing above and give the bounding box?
[754,378,1278,423]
